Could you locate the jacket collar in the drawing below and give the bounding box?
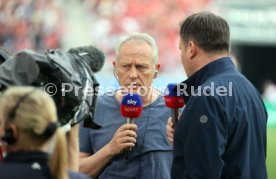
[4,151,49,163]
[176,57,235,103]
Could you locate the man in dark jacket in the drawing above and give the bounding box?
[167,11,268,179]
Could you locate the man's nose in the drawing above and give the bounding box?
[129,66,138,79]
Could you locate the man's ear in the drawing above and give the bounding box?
[154,63,161,79]
[112,61,116,67]
[188,41,197,59]
[156,63,161,71]
[113,61,118,75]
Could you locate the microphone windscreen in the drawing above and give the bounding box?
[68,45,105,73]
[120,93,142,118]
[164,83,185,108]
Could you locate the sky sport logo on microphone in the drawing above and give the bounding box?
[164,97,185,107]
[164,83,185,126]
[127,99,137,105]
[164,83,185,108]
[124,99,139,113]
[124,108,139,112]
[120,93,142,118]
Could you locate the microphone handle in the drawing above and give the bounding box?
[171,108,179,126]
[127,118,134,124]
[126,117,134,151]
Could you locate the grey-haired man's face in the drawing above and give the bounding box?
[115,41,159,95]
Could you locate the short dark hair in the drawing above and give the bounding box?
[180,11,230,53]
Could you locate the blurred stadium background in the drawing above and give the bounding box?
[0,0,275,177]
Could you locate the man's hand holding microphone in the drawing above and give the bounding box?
[164,83,185,145]
[106,93,142,155]
[106,123,137,155]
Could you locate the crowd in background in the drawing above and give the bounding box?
[83,0,210,71]
[0,0,210,71]
[0,0,65,54]
[1,0,275,97]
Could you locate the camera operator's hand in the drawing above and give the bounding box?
[106,124,137,155]
[166,117,174,145]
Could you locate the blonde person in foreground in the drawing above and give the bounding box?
[0,86,90,179]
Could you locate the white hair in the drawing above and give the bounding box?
[115,32,158,65]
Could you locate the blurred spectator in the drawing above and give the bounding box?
[0,0,65,53]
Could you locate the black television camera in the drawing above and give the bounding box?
[0,46,104,129]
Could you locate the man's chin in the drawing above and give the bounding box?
[127,88,149,97]
[120,85,150,96]
[127,88,139,94]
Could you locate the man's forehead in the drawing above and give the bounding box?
[120,41,153,55]
[118,58,153,65]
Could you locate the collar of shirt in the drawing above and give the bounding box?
[4,151,49,163]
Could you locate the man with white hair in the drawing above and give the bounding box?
[79,33,173,178]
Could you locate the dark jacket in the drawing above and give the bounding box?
[172,57,267,179]
[0,151,90,179]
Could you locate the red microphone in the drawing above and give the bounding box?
[120,93,143,124]
[164,83,185,126]
[120,93,142,151]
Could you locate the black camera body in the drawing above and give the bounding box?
[0,47,104,129]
